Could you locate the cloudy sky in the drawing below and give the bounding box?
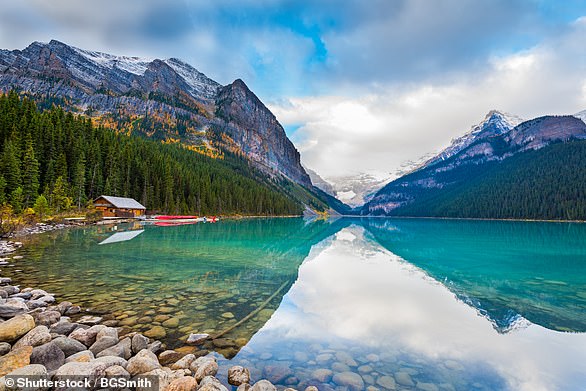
[1,0,586,181]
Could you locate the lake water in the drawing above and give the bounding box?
[11,218,586,391]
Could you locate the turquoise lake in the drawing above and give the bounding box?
[10,218,586,391]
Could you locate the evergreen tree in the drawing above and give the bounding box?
[0,176,6,205]
[1,141,21,193]
[33,194,50,219]
[51,176,72,213]
[21,141,40,207]
[10,187,23,214]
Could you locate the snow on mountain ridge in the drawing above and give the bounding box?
[574,110,586,123]
[61,40,219,99]
[72,46,154,76]
[163,58,220,100]
[427,110,523,166]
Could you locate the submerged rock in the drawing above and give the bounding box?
[144,326,167,339]
[77,315,103,325]
[186,333,209,345]
[250,379,277,391]
[311,368,333,383]
[395,372,415,387]
[376,375,397,390]
[333,371,365,391]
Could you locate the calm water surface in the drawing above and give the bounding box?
[11,218,586,391]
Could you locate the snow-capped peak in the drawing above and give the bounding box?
[427,110,523,166]
[163,58,220,100]
[574,109,586,124]
[71,45,154,76]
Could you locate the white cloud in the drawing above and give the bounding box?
[270,19,586,181]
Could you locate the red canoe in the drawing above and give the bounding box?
[154,215,198,220]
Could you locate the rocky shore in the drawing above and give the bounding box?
[0,232,317,391]
[0,223,72,257]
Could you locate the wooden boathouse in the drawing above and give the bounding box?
[93,195,146,218]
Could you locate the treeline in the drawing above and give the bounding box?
[0,91,303,216]
[394,140,586,220]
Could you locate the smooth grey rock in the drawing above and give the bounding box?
[13,326,51,349]
[11,292,32,300]
[131,333,149,354]
[51,336,87,357]
[147,340,163,354]
[96,337,131,359]
[64,305,81,315]
[7,363,48,376]
[56,301,73,315]
[30,341,65,371]
[0,286,19,296]
[0,299,28,317]
[89,336,118,355]
[50,320,79,336]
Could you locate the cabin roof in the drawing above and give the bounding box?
[95,195,146,210]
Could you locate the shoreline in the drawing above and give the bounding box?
[338,214,586,224]
[0,228,309,391]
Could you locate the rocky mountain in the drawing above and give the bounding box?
[0,40,312,188]
[304,166,392,208]
[364,112,586,217]
[304,167,336,196]
[322,173,391,208]
[425,110,523,166]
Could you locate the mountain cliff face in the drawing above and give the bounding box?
[214,79,311,186]
[364,112,586,216]
[0,40,312,188]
